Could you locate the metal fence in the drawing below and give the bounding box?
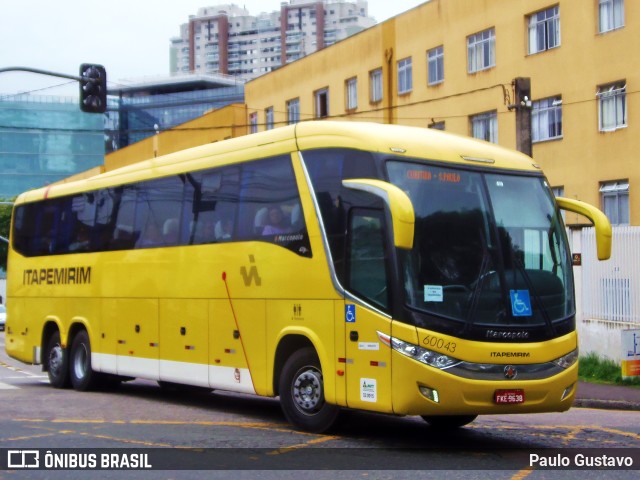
[581,226,640,324]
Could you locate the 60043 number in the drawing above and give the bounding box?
[422,335,456,354]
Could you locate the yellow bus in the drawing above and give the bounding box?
[5,121,611,432]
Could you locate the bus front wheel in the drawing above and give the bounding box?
[69,330,98,391]
[279,347,340,433]
[46,331,70,389]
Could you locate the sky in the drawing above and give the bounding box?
[0,0,427,96]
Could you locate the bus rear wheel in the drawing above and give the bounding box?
[279,347,340,433]
[69,330,98,391]
[46,331,70,388]
[421,414,477,429]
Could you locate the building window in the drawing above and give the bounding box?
[532,96,563,142]
[427,46,444,85]
[315,88,329,118]
[467,28,495,73]
[600,180,629,225]
[287,98,300,125]
[397,57,412,95]
[597,82,627,132]
[470,111,498,143]
[249,112,258,134]
[599,0,624,33]
[346,77,358,111]
[369,68,383,103]
[265,107,274,130]
[528,6,560,54]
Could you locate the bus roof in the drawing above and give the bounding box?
[15,121,540,204]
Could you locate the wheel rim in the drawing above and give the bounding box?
[291,366,324,415]
[72,343,88,380]
[49,345,64,378]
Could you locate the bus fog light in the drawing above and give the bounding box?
[419,385,440,403]
[561,383,575,401]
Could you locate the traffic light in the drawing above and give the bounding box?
[79,64,107,113]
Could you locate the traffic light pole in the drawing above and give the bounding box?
[0,66,88,84]
[1,65,107,113]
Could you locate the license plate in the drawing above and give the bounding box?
[494,389,525,404]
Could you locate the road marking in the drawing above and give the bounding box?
[511,468,534,480]
[0,381,18,390]
[267,435,340,456]
[0,361,45,378]
[2,433,58,442]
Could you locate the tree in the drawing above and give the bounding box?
[0,200,14,271]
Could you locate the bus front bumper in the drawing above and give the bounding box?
[390,350,578,417]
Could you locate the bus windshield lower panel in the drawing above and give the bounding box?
[386,161,575,341]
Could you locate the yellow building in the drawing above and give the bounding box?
[103,103,248,171]
[245,0,638,225]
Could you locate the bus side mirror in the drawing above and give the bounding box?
[342,179,415,250]
[556,196,612,260]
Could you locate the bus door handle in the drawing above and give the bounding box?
[349,331,359,342]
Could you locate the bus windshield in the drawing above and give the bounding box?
[386,161,574,335]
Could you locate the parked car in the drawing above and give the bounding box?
[0,304,5,331]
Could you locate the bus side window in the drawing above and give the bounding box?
[135,176,185,247]
[347,209,389,310]
[15,203,57,256]
[63,194,97,253]
[187,166,240,244]
[303,148,380,282]
[237,155,311,256]
[107,186,138,250]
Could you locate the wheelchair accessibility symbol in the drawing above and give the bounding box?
[345,304,356,323]
[510,290,532,317]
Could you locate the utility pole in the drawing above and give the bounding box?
[512,77,532,157]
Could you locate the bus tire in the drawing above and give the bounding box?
[279,347,340,433]
[69,330,98,391]
[421,414,477,429]
[46,331,70,389]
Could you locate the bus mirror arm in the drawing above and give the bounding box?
[556,196,612,260]
[342,179,415,250]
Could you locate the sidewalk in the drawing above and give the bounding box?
[574,381,640,411]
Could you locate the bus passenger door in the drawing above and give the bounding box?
[343,209,393,413]
[344,304,392,412]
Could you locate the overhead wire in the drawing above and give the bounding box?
[1,85,637,136]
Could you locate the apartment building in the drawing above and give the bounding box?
[170,1,375,80]
[245,0,638,226]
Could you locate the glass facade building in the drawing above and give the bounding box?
[0,75,245,199]
[0,95,104,198]
[107,76,245,151]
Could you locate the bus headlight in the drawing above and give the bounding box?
[552,349,579,369]
[377,332,461,370]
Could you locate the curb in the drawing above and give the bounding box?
[574,399,640,411]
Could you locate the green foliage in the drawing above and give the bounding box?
[0,200,13,271]
[579,352,640,387]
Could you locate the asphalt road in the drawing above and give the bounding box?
[1,333,638,480]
